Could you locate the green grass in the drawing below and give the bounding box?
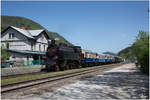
[1,63,120,86]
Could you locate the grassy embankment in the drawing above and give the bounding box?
[1,63,122,86]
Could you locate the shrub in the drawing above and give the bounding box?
[1,46,10,61]
[132,31,149,74]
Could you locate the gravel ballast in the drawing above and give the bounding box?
[21,63,149,99]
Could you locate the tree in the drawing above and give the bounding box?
[1,46,10,61]
[132,31,149,74]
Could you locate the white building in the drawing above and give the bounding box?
[1,26,50,65]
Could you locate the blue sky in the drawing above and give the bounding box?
[1,1,149,54]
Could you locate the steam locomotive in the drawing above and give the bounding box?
[45,40,123,72]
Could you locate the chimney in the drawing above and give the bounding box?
[20,24,26,30]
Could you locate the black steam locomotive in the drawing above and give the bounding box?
[45,40,82,72]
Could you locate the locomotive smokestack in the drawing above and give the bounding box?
[51,39,55,45]
[48,39,56,48]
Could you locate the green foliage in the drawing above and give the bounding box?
[1,15,72,46]
[1,46,11,60]
[132,31,149,74]
[118,46,135,61]
[118,31,149,74]
[6,41,9,49]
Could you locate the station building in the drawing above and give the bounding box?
[1,26,51,66]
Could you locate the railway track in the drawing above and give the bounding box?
[1,63,124,93]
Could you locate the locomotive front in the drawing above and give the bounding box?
[45,40,82,72]
[45,40,59,72]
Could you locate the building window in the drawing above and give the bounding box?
[31,42,33,51]
[9,33,11,39]
[9,33,14,39]
[12,33,14,39]
[44,45,45,51]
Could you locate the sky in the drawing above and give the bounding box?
[1,1,149,54]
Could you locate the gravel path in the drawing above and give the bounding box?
[12,63,150,99]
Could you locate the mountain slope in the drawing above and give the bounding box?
[1,16,72,45]
[118,46,135,60]
[103,51,117,56]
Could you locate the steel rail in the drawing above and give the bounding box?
[1,63,124,93]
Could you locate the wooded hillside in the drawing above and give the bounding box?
[1,16,72,46]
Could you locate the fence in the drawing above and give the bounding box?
[22,60,44,66]
[1,60,44,68]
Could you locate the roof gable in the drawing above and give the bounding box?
[10,26,34,39]
[2,26,49,40]
[28,30,44,36]
[34,30,50,40]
